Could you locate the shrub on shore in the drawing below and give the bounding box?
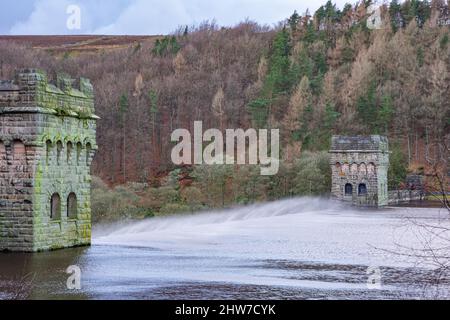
[91,151,332,222]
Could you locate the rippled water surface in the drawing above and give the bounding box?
[1,198,449,300]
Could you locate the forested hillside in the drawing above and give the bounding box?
[1,0,448,219]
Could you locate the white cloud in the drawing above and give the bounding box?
[92,0,337,35]
[8,0,123,35]
[10,0,74,35]
[93,0,192,35]
[9,0,352,35]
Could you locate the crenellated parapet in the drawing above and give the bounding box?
[0,69,98,119]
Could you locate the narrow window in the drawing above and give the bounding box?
[12,140,26,161]
[67,142,73,163]
[67,193,78,219]
[86,143,92,165]
[50,193,61,220]
[342,163,349,174]
[358,184,368,195]
[56,141,63,165]
[46,140,52,165]
[345,183,353,196]
[76,142,82,165]
[359,163,367,175]
[335,163,342,175]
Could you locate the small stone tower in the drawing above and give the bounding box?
[0,69,98,252]
[329,135,389,207]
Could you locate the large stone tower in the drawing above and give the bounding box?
[0,69,98,252]
[329,135,389,207]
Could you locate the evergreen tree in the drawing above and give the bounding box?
[377,95,394,134]
[148,89,158,129]
[288,11,301,31]
[169,36,181,54]
[416,0,431,26]
[248,27,294,127]
[152,36,181,56]
[304,22,317,43]
[357,82,378,132]
[152,39,161,56]
[388,143,408,189]
[247,98,270,128]
[265,27,293,95]
[389,0,404,31]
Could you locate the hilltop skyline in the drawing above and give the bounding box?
[1,0,350,35]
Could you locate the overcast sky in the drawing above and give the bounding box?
[1,0,351,35]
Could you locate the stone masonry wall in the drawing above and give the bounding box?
[0,69,97,252]
[0,113,36,251]
[33,113,96,251]
[329,136,390,207]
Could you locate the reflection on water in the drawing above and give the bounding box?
[0,247,89,300]
[0,198,449,300]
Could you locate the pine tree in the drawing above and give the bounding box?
[389,0,404,31]
[265,27,293,95]
[357,81,378,133]
[288,11,301,32]
[377,94,394,134]
[249,27,294,128]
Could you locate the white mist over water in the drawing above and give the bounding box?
[93,197,439,268]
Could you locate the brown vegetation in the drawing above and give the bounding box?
[0,1,448,206]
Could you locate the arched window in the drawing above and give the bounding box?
[350,163,358,174]
[359,163,367,175]
[67,193,77,219]
[67,142,73,163]
[12,140,26,161]
[50,193,61,220]
[46,140,52,165]
[56,141,63,165]
[76,142,82,165]
[345,183,353,196]
[358,184,368,195]
[86,143,92,165]
[335,163,342,175]
[342,163,349,174]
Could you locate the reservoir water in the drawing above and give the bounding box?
[1,198,449,300]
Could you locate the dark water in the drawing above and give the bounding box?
[1,198,449,300]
